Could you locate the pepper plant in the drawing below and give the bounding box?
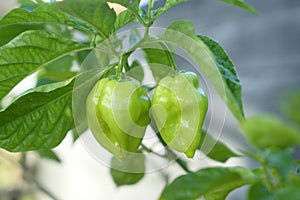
[0,0,300,199]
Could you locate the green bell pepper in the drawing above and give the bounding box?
[86,76,150,159]
[151,71,208,158]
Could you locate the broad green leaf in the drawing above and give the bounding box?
[143,21,192,73]
[0,24,43,46]
[28,78,74,93]
[281,91,300,125]
[0,4,67,26]
[114,10,136,32]
[167,20,195,37]
[110,153,145,186]
[143,49,175,82]
[142,38,176,82]
[160,167,256,200]
[143,44,175,69]
[0,30,90,100]
[37,55,76,86]
[205,191,231,200]
[0,3,90,44]
[76,50,92,65]
[218,0,257,15]
[199,131,238,163]
[198,35,244,122]
[248,183,275,200]
[54,0,116,37]
[37,72,77,86]
[158,21,245,122]
[241,115,300,148]
[0,79,74,152]
[38,55,74,72]
[37,149,61,163]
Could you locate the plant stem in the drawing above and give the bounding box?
[20,153,59,200]
[153,128,192,173]
[148,0,154,21]
[141,144,165,158]
[262,163,274,191]
[168,150,192,173]
[33,177,59,200]
[116,56,124,78]
[158,41,177,70]
[117,0,177,74]
[91,33,97,48]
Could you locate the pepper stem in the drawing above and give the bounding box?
[116,55,124,78]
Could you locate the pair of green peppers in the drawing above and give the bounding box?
[86,71,208,159]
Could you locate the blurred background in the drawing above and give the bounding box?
[0,0,299,199]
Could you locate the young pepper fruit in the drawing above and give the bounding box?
[86,75,150,160]
[151,71,208,158]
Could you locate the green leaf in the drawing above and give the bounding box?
[37,55,76,86]
[241,115,300,148]
[248,183,275,200]
[160,167,256,200]
[142,20,188,81]
[143,44,174,68]
[0,4,66,25]
[37,72,77,86]
[0,24,43,46]
[38,54,74,72]
[54,0,116,37]
[167,20,195,37]
[37,149,61,163]
[76,49,92,65]
[114,10,136,31]
[0,79,74,152]
[218,0,257,15]
[110,153,145,186]
[142,38,176,82]
[199,131,238,163]
[198,35,244,122]
[0,30,90,100]
[0,3,90,44]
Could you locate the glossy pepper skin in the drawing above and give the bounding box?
[86,76,150,159]
[151,71,208,158]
